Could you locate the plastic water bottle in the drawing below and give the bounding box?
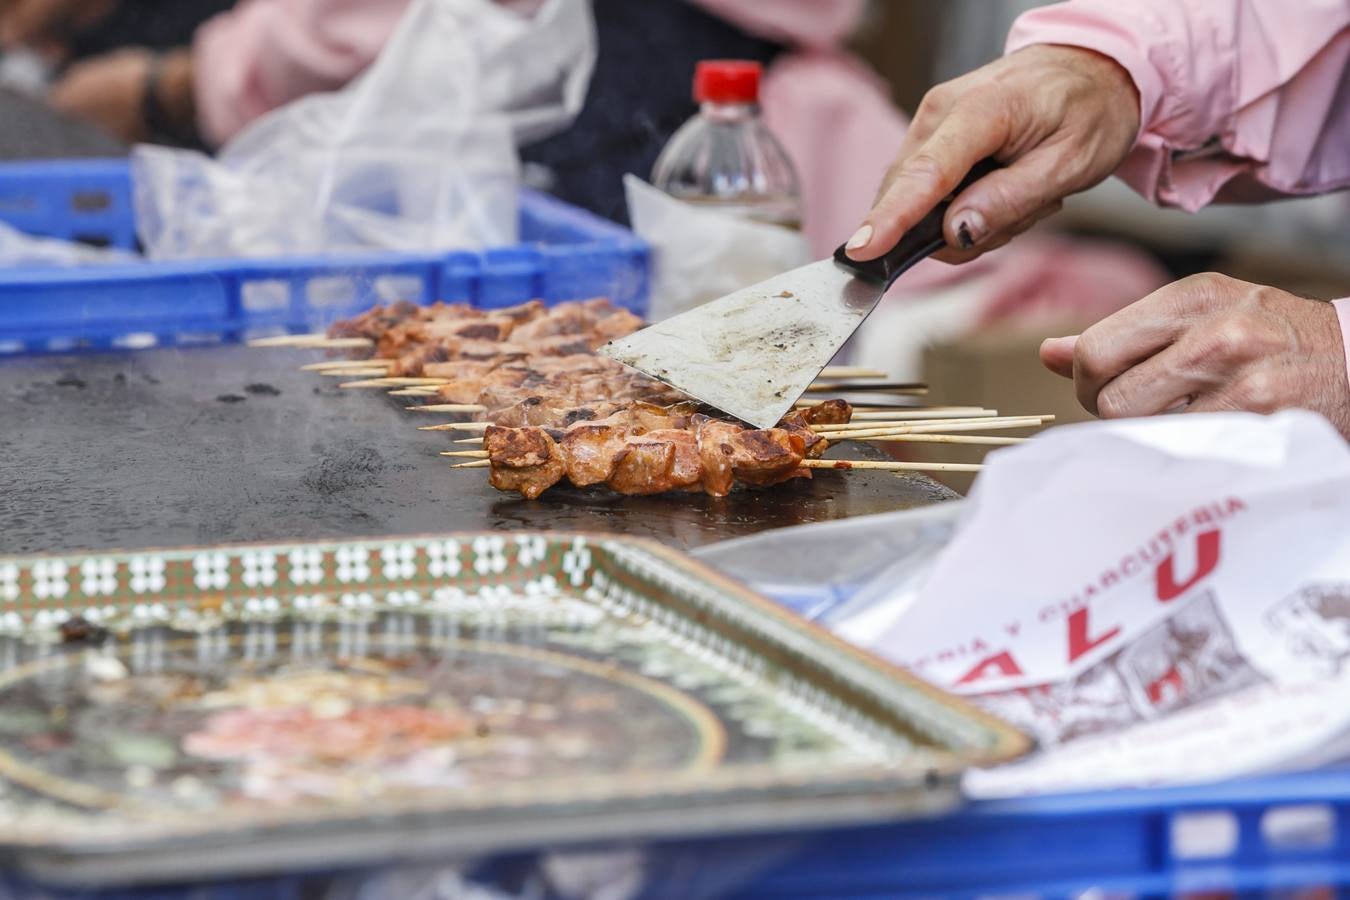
[652,60,802,228]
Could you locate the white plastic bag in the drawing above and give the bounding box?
[624,175,810,321]
[133,0,595,259]
[837,411,1350,795]
[0,219,135,266]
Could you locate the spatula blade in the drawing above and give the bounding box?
[598,258,884,429]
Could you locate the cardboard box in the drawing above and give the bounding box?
[902,321,1094,494]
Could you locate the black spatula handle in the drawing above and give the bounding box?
[833,157,1001,289]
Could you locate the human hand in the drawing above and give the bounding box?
[845,45,1140,264]
[1039,274,1350,435]
[0,0,114,50]
[47,46,151,141]
[48,47,194,144]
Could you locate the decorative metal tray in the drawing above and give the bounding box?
[0,533,1028,886]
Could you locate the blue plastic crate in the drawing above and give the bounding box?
[702,769,1350,898]
[7,771,1349,898]
[0,159,649,354]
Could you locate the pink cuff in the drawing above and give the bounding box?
[1333,298,1350,389]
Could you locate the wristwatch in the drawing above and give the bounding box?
[141,51,200,147]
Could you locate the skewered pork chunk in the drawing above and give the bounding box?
[559,424,628,486]
[483,426,566,500]
[482,415,820,499]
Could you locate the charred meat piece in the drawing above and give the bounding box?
[591,308,644,343]
[607,440,678,495]
[422,359,506,381]
[440,317,516,342]
[433,366,533,404]
[327,300,423,339]
[725,428,809,487]
[510,304,596,342]
[527,334,598,356]
[624,401,697,433]
[526,354,623,376]
[559,424,628,486]
[776,410,831,458]
[693,415,743,497]
[639,429,704,491]
[491,400,629,428]
[796,399,852,425]
[494,300,548,323]
[483,426,566,500]
[387,343,452,377]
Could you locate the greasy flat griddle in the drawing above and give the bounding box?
[0,345,957,555]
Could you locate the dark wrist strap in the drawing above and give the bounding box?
[141,52,198,147]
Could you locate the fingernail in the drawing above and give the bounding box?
[845,224,873,252]
[953,210,987,248]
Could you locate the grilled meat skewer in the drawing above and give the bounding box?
[480,400,850,499]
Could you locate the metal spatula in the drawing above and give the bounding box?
[599,160,998,429]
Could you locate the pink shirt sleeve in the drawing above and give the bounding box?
[1006,0,1350,213]
[192,0,409,147]
[686,0,865,50]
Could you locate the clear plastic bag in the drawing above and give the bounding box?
[692,503,965,623]
[624,175,810,321]
[133,0,596,259]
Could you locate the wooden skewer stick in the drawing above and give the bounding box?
[823,417,1051,440]
[865,434,1024,446]
[803,381,927,394]
[442,450,490,458]
[304,337,375,349]
[450,456,978,473]
[419,423,489,432]
[412,404,487,414]
[844,409,999,422]
[389,388,439,397]
[812,415,1026,432]
[802,459,983,473]
[815,366,889,380]
[339,379,404,389]
[247,333,326,347]
[812,415,1032,432]
[425,415,1036,436]
[321,369,391,378]
[451,433,1025,447]
[300,359,393,371]
[339,376,446,387]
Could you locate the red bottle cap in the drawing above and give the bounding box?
[694,60,761,104]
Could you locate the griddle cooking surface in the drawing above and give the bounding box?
[0,346,956,555]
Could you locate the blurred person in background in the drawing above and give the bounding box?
[0,0,235,146]
[847,0,1350,437]
[3,0,888,237]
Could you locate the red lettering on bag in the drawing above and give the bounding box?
[1067,606,1121,664]
[1147,667,1185,706]
[955,651,1024,686]
[1156,528,1221,602]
